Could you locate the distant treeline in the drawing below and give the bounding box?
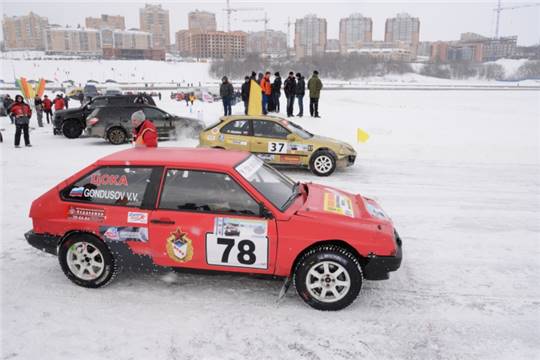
[210,53,540,81]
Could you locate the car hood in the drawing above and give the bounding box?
[294,183,391,223]
[309,134,356,154]
[297,183,362,220]
[55,108,83,116]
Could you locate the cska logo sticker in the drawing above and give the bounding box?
[166,227,194,263]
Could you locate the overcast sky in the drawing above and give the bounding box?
[2,0,539,45]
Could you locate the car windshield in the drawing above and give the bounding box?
[281,119,313,139]
[235,155,299,211]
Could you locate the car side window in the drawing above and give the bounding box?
[159,169,259,215]
[61,166,153,207]
[221,120,250,136]
[252,120,290,139]
[143,108,167,121]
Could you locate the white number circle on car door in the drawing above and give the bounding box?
[268,142,288,154]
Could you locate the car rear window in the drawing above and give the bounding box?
[61,166,154,208]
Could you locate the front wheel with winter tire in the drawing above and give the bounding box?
[309,150,337,176]
[294,245,362,310]
[107,127,127,145]
[58,233,118,288]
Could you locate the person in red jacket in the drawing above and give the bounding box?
[260,71,272,115]
[42,95,53,123]
[52,94,65,112]
[131,110,157,147]
[8,95,32,147]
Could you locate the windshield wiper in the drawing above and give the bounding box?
[281,181,301,210]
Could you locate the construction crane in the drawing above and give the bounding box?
[243,12,269,54]
[223,0,263,32]
[493,0,540,38]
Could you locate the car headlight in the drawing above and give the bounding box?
[366,202,387,219]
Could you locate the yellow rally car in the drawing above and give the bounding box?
[198,115,356,176]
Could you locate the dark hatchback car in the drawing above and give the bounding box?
[53,94,156,139]
[86,104,205,144]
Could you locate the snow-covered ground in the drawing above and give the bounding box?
[1,89,539,359]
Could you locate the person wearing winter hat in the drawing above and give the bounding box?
[131,110,157,147]
[219,76,234,116]
[272,72,282,113]
[295,72,305,117]
[9,95,32,147]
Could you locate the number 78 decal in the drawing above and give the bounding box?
[206,234,268,269]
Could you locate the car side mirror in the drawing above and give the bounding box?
[286,133,297,142]
[259,202,273,219]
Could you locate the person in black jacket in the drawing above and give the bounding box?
[283,72,296,117]
[241,76,250,115]
[295,73,305,117]
[3,95,14,124]
[271,72,282,113]
[220,76,234,116]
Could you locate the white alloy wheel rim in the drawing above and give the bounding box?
[314,155,333,173]
[66,242,105,281]
[305,261,351,303]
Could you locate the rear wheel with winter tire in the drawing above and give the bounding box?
[62,120,83,139]
[294,245,362,311]
[309,150,337,176]
[58,233,118,288]
[107,127,127,145]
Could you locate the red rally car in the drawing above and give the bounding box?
[26,148,402,311]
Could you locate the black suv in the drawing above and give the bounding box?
[85,104,204,144]
[53,94,156,139]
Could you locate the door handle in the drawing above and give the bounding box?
[150,218,176,225]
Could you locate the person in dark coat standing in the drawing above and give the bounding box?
[283,72,297,117]
[307,70,323,117]
[241,76,250,115]
[272,72,282,113]
[42,95,52,123]
[9,95,32,147]
[3,94,14,124]
[295,73,305,117]
[220,76,234,116]
[63,94,69,109]
[34,95,44,127]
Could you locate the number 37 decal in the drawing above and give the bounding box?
[206,218,269,269]
[268,142,287,154]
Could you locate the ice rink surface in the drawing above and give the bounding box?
[1,90,539,359]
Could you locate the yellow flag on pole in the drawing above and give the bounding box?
[247,80,262,116]
[357,128,370,143]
